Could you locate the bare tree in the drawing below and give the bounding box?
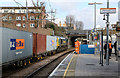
[75,21,84,30]
[66,15,75,30]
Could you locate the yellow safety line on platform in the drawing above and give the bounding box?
[63,54,75,78]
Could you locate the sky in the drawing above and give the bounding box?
[0,0,120,30]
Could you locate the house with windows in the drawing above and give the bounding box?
[0,7,52,35]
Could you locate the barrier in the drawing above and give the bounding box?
[80,44,95,54]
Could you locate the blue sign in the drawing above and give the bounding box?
[10,39,25,50]
[10,39,16,50]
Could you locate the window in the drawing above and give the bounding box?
[30,23,35,27]
[30,10,34,13]
[9,16,12,21]
[23,24,26,28]
[16,16,21,20]
[36,16,39,20]
[19,10,21,13]
[23,10,26,13]
[2,16,8,21]
[4,9,8,13]
[30,16,35,20]
[10,10,14,13]
[23,16,25,21]
[10,10,12,13]
[16,24,21,27]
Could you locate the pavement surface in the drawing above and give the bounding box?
[49,53,119,78]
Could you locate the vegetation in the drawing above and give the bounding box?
[66,15,84,30]
[45,23,55,30]
[54,26,66,37]
[45,22,66,37]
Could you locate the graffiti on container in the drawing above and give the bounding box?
[10,39,25,50]
[50,40,54,46]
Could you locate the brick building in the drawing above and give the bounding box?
[0,7,52,35]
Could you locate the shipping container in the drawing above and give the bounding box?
[0,28,2,66]
[0,27,33,66]
[33,33,46,56]
[46,36,57,51]
[33,33,37,56]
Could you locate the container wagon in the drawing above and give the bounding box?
[46,35,57,55]
[33,33,47,60]
[0,27,33,66]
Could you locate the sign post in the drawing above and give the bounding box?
[100,4,116,65]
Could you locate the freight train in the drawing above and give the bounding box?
[0,27,68,67]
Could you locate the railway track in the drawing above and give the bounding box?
[26,49,74,78]
[5,48,74,78]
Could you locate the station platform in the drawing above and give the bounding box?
[49,53,119,78]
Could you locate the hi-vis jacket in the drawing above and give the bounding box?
[109,43,112,49]
[75,41,80,54]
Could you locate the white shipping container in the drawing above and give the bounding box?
[46,35,57,51]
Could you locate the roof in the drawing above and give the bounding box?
[67,30,91,34]
[0,7,43,9]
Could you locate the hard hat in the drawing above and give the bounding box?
[75,39,78,41]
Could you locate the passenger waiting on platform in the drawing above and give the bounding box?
[104,41,112,59]
[109,41,112,57]
[114,41,117,56]
[104,42,107,59]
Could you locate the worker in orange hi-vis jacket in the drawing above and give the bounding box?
[74,39,80,54]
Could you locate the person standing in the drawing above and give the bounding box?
[104,41,112,59]
[109,41,112,58]
[114,41,117,56]
[104,42,107,59]
[74,39,80,54]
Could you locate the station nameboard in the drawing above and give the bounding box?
[100,8,116,14]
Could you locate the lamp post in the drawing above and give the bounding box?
[106,0,110,65]
[88,2,102,31]
[88,2,102,54]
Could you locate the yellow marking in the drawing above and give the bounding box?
[39,58,40,60]
[63,54,75,78]
[24,63,26,66]
[29,60,31,64]
[57,38,59,47]
[41,57,43,59]
[63,41,66,44]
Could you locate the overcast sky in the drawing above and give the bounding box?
[1,0,120,29]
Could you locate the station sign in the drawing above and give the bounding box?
[100,8,116,14]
